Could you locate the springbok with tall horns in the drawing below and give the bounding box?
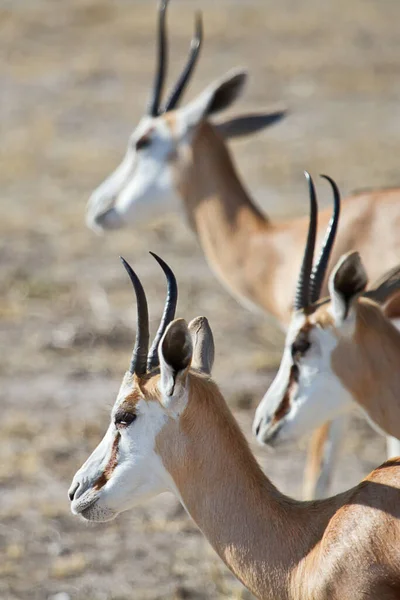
[87,0,400,327]
[70,254,400,600]
[253,174,400,497]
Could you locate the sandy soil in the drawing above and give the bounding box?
[1,0,400,598]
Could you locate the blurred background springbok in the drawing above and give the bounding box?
[3,0,400,597]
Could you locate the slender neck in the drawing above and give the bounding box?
[332,300,400,437]
[175,122,281,316]
[178,121,268,233]
[157,374,341,599]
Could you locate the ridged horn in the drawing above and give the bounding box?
[147,252,178,370]
[309,175,341,303]
[120,257,150,375]
[293,171,318,310]
[163,12,203,112]
[148,0,169,117]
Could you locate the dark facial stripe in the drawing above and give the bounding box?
[94,433,120,491]
[272,365,299,424]
[291,327,311,359]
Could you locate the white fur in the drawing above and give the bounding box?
[69,372,176,522]
[70,318,196,523]
[253,313,354,446]
[86,116,179,232]
[85,71,247,232]
[386,436,400,458]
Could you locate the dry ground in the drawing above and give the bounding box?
[1,0,400,598]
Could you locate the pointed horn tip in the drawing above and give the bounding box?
[304,171,317,196]
[120,255,129,269]
[149,251,167,269]
[149,252,177,284]
[319,173,335,184]
[120,256,140,283]
[319,174,341,200]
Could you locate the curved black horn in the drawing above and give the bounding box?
[294,172,318,310]
[309,175,341,303]
[148,0,169,117]
[147,252,178,370]
[120,257,150,375]
[163,12,203,112]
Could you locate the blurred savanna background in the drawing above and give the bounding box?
[2,0,400,598]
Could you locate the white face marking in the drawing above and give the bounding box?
[86,113,193,232]
[253,311,353,446]
[69,372,177,522]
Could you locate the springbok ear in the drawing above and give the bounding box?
[329,252,368,325]
[188,316,214,375]
[159,319,192,412]
[181,69,248,128]
[215,110,287,140]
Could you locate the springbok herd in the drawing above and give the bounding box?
[69,1,400,598]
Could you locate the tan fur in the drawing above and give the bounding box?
[303,423,331,501]
[282,295,400,436]
[167,116,400,500]
[330,298,400,437]
[124,385,144,409]
[166,119,400,324]
[134,370,400,599]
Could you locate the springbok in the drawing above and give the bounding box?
[253,173,400,498]
[86,0,400,326]
[69,254,400,600]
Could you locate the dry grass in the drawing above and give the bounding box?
[1,0,399,597]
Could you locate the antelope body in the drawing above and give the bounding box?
[253,176,400,490]
[70,255,400,600]
[86,0,400,325]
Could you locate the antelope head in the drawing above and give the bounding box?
[86,0,285,233]
[253,171,400,446]
[69,253,215,522]
[252,172,360,446]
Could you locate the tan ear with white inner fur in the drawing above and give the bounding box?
[188,316,214,375]
[180,69,248,129]
[329,252,368,325]
[215,110,287,140]
[158,319,192,413]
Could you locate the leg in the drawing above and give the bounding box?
[303,416,348,500]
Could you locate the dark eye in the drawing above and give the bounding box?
[291,335,311,359]
[114,410,137,428]
[135,135,151,151]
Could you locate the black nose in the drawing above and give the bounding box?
[255,422,261,436]
[69,482,79,501]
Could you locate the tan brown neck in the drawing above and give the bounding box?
[175,122,282,317]
[156,373,342,599]
[332,299,400,437]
